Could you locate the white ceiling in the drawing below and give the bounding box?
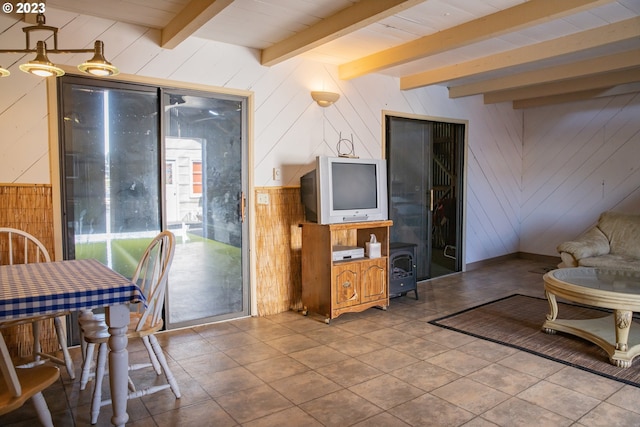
[32,0,640,107]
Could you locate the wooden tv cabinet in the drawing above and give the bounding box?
[300,220,392,323]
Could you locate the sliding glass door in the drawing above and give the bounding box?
[163,91,247,327]
[386,115,464,279]
[58,77,249,338]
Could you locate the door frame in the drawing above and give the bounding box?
[46,72,258,317]
[382,110,468,274]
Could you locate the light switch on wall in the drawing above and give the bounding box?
[273,167,282,181]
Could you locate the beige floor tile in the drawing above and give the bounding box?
[389,393,475,426]
[327,334,385,356]
[462,417,500,427]
[390,360,461,392]
[424,328,478,348]
[153,400,237,427]
[605,384,640,413]
[467,364,540,395]
[245,355,309,382]
[498,351,565,379]
[457,338,519,362]
[215,384,293,424]
[577,401,640,426]
[546,366,624,400]
[356,345,419,373]
[349,374,425,410]
[178,350,239,378]
[316,357,384,388]
[301,323,356,344]
[393,336,450,360]
[204,331,261,351]
[431,377,510,415]
[350,411,412,426]
[362,327,423,347]
[481,397,573,427]
[222,341,284,365]
[269,370,342,404]
[299,389,383,427]
[242,407,323,427]
[427,349,492,376]
[243,322,299,341]
[289,343,350,369]
[264,333,321,354]
[517,380,600,421]
[198,366,265,397]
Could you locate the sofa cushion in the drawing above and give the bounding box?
[596,212,640,259]
[579,253,640,271]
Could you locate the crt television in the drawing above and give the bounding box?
[300,156,388,224]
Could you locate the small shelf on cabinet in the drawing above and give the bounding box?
[300,220,392,323]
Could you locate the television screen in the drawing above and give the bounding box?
[332,163,377,210]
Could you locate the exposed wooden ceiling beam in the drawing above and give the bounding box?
[449,49,640,98]
[339,0,613,80]
[161,0,234,49]
[260,0,424,67]
[400,16,640,91]
[512,83,640,109]
[483,68,640,104]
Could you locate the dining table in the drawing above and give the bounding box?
[0,258,146,426]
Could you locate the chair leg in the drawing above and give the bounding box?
[53,316,75,379]
[80,342,96,390]
[142,336,162,375]
[32,321,42,362]
[149,334,181,398]
[31,391,54,427]
[90,343,108,425]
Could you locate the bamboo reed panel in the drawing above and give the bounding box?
[254,187,305,316]
[0,184,58,357]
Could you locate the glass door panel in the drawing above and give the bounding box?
[386,115,464,280]
[60,79,161,279]
[163,91,248,327]
[386,116,433,279]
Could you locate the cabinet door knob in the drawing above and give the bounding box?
[343,281,351,288]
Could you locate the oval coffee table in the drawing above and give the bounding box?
[543,267,640,368]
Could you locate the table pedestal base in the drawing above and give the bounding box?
[543,314,640,368]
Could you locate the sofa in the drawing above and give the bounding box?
[557,211,640,271]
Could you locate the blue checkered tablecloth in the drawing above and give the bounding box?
[0,258,146,321]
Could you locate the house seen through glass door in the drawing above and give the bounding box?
[58,77,249,341]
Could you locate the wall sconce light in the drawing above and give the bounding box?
[0,14,119,78]
[311,91,340,107]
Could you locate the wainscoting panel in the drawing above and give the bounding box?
[254,187,305,316]
[0,184,57,357]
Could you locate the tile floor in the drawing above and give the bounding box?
[4,258,640,426]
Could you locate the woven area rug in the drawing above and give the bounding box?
[429,294,640,388]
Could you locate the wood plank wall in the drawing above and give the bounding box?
[0,184,57,357]
[254,187,305,316]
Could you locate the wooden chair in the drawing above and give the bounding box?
[0,228,75,380]
[0,331,60,427]
[79,231,180,424]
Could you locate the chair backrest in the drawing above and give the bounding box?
[0,228,51,266]
[131,231,175,332]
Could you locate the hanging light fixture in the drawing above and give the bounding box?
[0,14,119,78]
